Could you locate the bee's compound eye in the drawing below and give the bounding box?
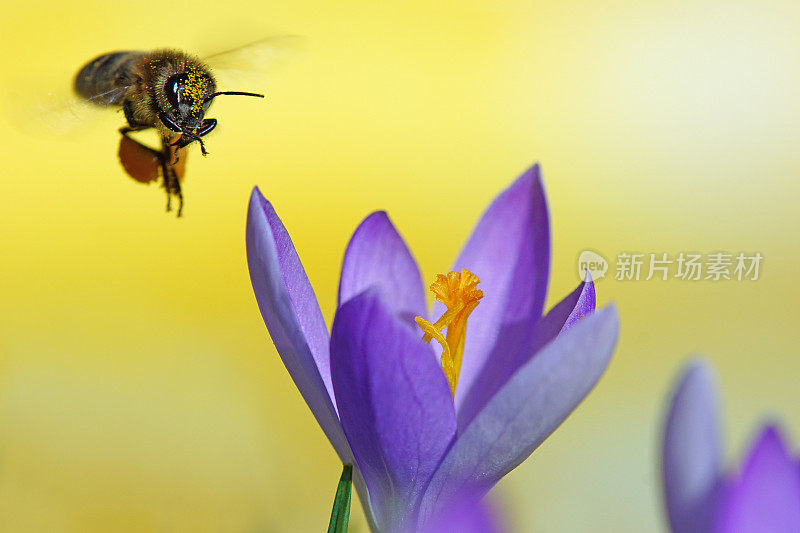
[164,74,187,109]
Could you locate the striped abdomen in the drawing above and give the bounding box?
[74,51,144,106]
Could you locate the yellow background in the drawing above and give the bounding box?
[1,0,799,530]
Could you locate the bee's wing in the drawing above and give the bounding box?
[82,85,131,106]
[204,36,304,94]
[8,85,130,138]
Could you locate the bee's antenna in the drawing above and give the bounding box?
[203,91,265,104]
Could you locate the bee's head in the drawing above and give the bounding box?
[158,70,263,154]
[162,71,213,130]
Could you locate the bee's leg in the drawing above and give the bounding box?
[174,177,184,217]
[119,122,158,152]
[159,159,171,213]
[164,167,184,217]
[122,101,149,130]
[174,131,208,156]
[119,125,149,137]
[157,150,172,213]
[119,102,160,152]
[158,144,184,218]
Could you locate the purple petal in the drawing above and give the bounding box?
[330,290,457,531]
[560,272,596,333]
[714,425,800,533]
[338,211,427,323]
[445,165,550,410]
[416,494,503,533]
[457,279,595,429]
[661,360,723,533]
[246,188,351,461]
[418,306,619,523]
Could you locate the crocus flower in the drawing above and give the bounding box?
[662,360,800,533]
[418,494,503,533]
[246,164,620,532]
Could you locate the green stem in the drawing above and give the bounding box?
[328,463,353,533]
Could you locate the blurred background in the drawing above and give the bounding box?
[1,0,799,530]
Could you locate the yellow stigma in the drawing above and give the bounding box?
[415,269,483,398]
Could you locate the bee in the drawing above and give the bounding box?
[71,40,296,216]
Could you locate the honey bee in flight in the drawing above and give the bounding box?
[71,39,296,216]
